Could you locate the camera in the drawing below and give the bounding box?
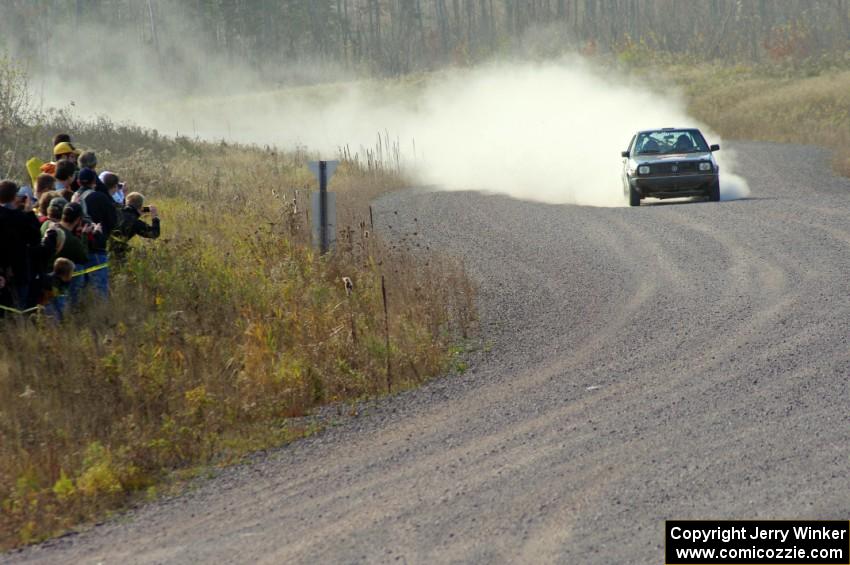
[142,206,151,213]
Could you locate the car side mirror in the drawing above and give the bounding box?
[710,144,720,152]
[621,150,630,158]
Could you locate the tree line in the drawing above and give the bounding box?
[1,0,848,79]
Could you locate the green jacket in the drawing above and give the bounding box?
[56,225,89,265]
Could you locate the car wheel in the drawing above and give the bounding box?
[629,184,641,207]
[707,180,720,202]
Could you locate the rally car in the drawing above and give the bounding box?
[621,128,720,206]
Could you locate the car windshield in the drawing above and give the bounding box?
[634,130,709,155]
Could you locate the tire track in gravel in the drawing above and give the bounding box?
[7,141,850,564]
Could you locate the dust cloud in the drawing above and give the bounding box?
[39,57,750,206]
[397,61,750,205]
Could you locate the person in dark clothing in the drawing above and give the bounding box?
[99,171,124,207]
[1,180,38,295]
[78,168,117,232]
[0,180,34,310]
[59,202,93,305]
[0,180,58,310]
[77,167,116,297]
[99,173,126,238]
[56,203,89,266]
[112,191,161,261]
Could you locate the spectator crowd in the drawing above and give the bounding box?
[0,133,162,318]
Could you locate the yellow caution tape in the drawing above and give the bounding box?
[0,304,41,315]
[72,263,110,278]
[1,264,109,315]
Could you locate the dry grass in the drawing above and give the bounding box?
[0,72,475,549]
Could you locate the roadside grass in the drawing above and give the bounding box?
[0,73,476,549]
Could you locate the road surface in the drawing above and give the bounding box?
[7,141,850,564]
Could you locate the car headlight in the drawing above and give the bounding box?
[699,162,712,171]
[638,165,650,175]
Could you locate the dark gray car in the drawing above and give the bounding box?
[621,128,720,206]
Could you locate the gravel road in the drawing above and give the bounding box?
[7,141,850,564]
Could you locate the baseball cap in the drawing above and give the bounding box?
[78,168,97,184]
[48,196,69,212]
[53,141,79,156]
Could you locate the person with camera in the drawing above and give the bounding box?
[112,192,161,261]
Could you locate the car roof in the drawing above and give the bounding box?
[636,127,702,135]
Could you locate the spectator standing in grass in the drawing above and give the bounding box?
[40,197,68,269]
[99,172,126,239]
[0,180,57,309]
[40,141,79,177]
[40,257,74,319]
[0,180,40,307]
[40,196,68,232]
[100,171,125,206]
[54,141,78,167]
[77,168,115,297]
[70,167,94,205]
[113,192,161,260]
[78,151,96,170]
[79,151,109,192]
[28,134,73,184]
[56,203,89,267]
[0,181,27,312]
[57,202,90,306]
[37,191,63,223]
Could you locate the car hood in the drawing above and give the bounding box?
[634,152,713,163]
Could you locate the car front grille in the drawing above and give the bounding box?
[651,161,699,175]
